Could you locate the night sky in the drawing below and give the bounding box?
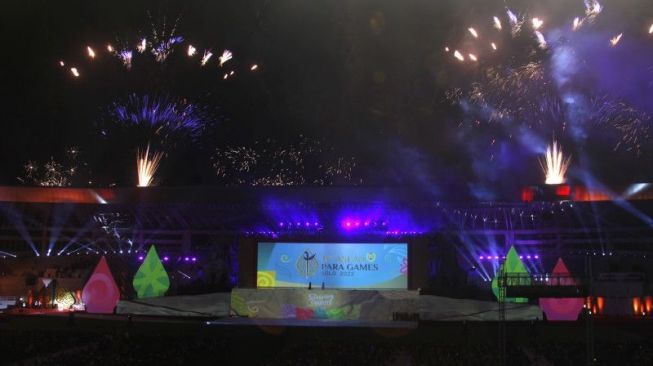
[2,0,652,199]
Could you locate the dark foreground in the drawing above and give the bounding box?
[1,313,652,365]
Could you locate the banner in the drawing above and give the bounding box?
[231,288,419,321]
[257,242,408,289]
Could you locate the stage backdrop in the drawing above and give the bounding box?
[257,242,408,289]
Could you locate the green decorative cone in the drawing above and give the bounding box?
[491,246,530,303]
[133,245,170,298]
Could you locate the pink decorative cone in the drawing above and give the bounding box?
[539,258,584,321]
[82,256,120,314]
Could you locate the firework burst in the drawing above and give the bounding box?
[107,94,213,144]
[444,0,653,156]
[148,12,184,62]
[212,137,358,186]
[18,147,90,187]
[539,139,571,185]
[506,8,523,36]
[531,18,543,30]
[58,11,263,81]
[118,49,133,69]
[137,144,163,187]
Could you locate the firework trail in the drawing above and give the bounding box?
[584,0,603,22]
[86,46,96,59]
[468,27,479,38]
[218,49,233,66]
[534,31,547,49]
[609,33,622,47]
[137,38,147,53]
[493,16,502,30]
[506,8,523,35]
[200,50,213,66]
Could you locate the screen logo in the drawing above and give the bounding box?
[296,250,318,278]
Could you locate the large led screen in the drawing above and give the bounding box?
[257,242,408,289]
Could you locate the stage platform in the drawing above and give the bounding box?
[113,289,542,322]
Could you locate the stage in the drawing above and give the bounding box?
[113,289,543,322]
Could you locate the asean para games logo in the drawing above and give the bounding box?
[296,250,318,278]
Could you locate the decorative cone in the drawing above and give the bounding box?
[82,256,120,314]
[133,245,170,298]
[539,258,584,321]
[491,246,530,303]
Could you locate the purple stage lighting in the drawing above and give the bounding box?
[138,256,144,261]
[163,256,169,262]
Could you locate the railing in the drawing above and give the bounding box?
[497,274,585,287]
[498,274,588,298]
